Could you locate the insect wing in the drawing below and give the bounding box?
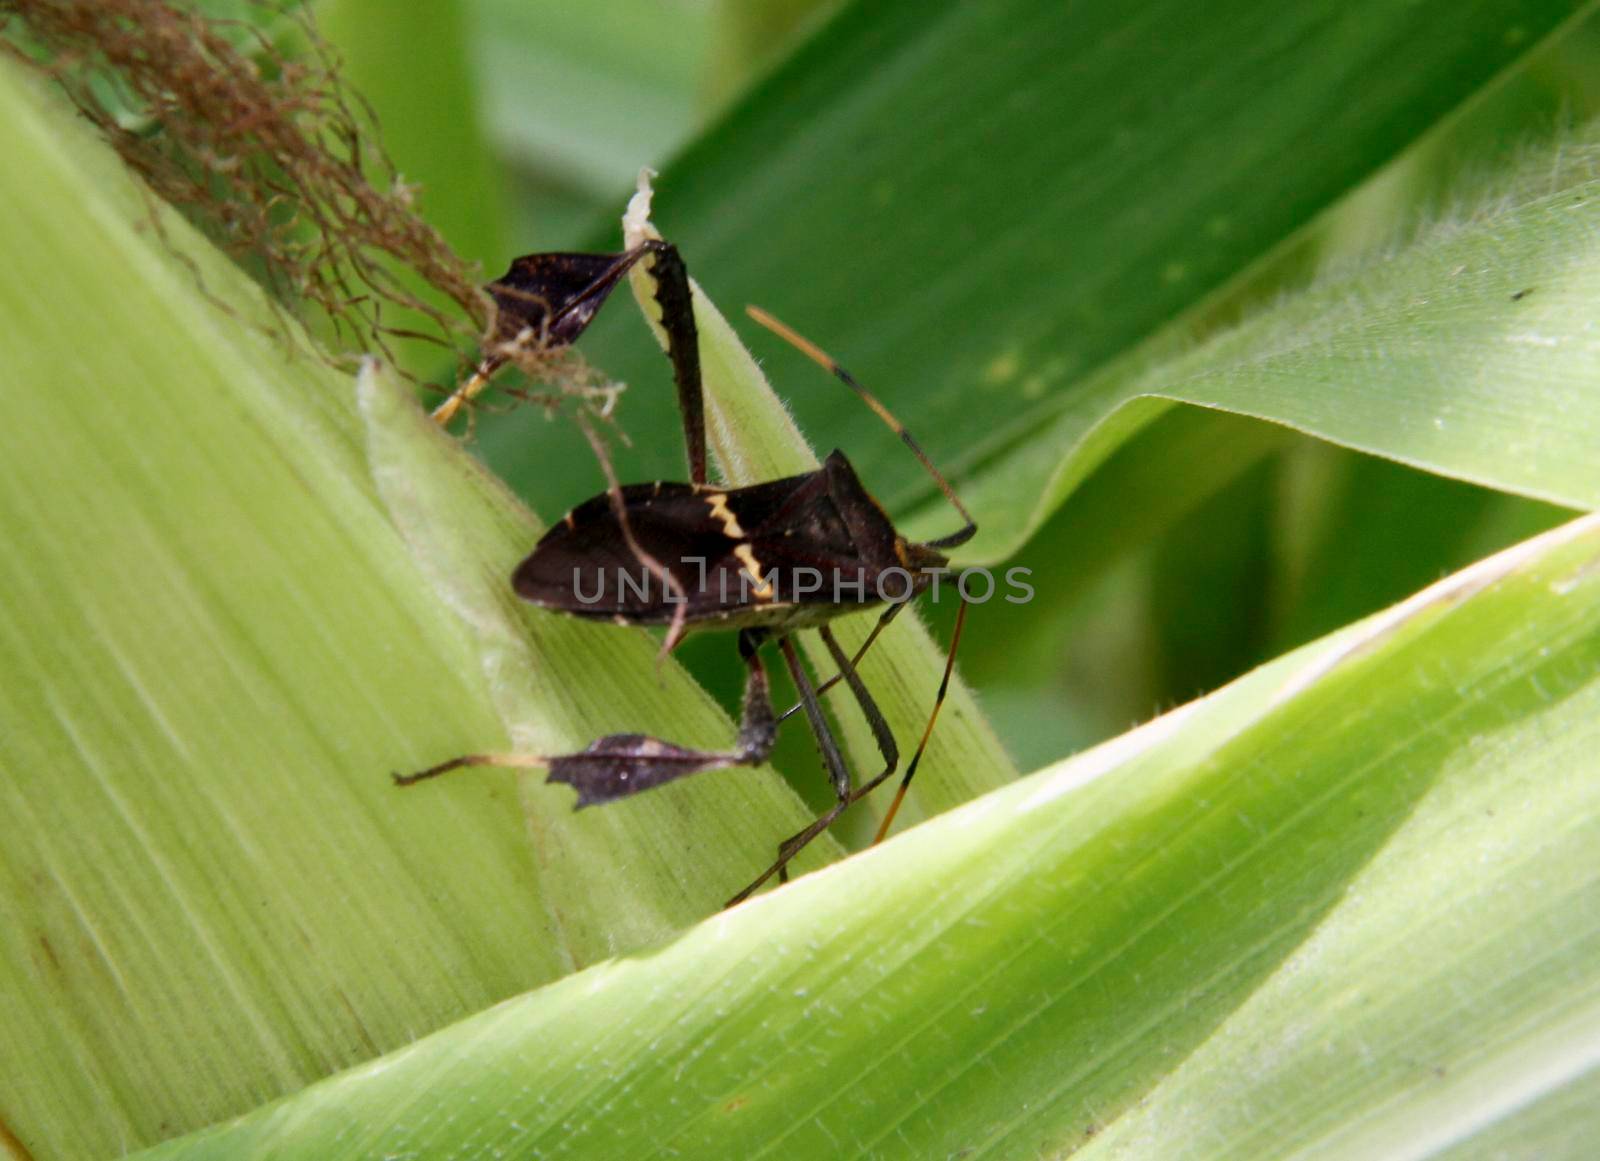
[514,471,886,618]
[511,481,785,620]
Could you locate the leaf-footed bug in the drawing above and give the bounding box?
[399,241,974,906]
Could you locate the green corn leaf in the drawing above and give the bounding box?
[0,56,868,1159]
[130,510,1600,1159]
[8,0,1600,1155]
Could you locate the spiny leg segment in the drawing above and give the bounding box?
[726,635,861,904]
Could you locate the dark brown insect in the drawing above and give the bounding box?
[399,242,973,906]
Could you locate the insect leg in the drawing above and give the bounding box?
[436,250,642,423]
[572,410,691,657]
[815,624,899,805]
[432,241,701,440]
[431,358,500,427]
[395,628,777,801]
[635,240,706,486]
[778,599,910,723]
[392,752,547,786]
[546,626,775,803]
[726,635,857,906]
[730,628,779,760]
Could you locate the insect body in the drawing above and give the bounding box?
[516,452,951,633]
[401,243,972,905]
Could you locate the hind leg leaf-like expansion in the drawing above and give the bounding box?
[398,629,777,806]
[433,240,702,449]
[548,629,775,804]
[434,250,643,424]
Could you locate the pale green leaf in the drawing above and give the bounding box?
[130,511,1600,1159]
[0,56,838,1159]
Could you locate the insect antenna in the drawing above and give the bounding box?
[745,305,976,548]
[871,597,969,844]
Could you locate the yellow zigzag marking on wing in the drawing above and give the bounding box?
[706,491,746,538]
